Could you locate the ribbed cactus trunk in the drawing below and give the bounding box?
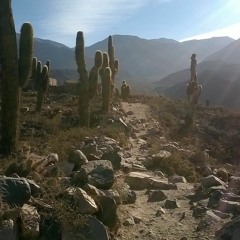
[0,0,19,154]
[35,62,49,112]
[75,31,90,127]
[108,36,119,95]
[0,0,33,154]
[102,67,112,112]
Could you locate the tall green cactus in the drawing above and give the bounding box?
[102,67,112,112]
[108,36,119,83]
[75,31,103,127]
[0,0,33,154]
[32,59,50,112]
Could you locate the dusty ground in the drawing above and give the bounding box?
[113,101,228,240]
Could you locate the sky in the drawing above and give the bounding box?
[12,0,240,47]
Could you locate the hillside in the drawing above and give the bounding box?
[156,70,240,108]
[205,38,240,64]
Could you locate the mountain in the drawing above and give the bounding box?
[204,38,240,64]
[85,35,234,83]
[15,34,235,89]
[157,70,240,108]
[154,60,240,88]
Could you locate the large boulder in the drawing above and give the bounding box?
[61,187,98,215]
[72,160,114,190]
[62,215,110,240]
[96,195,118,229]
[124,172,151,190]
[215,215,240,240]
[67,150,88,171]
[201,175,226,189]
[101,151,122,170]
[0,177,31,206]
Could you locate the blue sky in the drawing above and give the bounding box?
[12,0,240,47]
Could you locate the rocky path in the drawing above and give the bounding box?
[114,102,228,240]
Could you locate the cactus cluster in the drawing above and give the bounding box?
[99,36,119,112]
[32,57,50,112]
[0,0,33,154]
[75,31,103,127]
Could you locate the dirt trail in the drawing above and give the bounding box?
[114,102,223,240]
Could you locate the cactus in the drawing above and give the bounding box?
[186,54,202,114]
[108,36,119,83]
[33,59,49,112]
[0,1,33,154]
[121,80,131,101]
[89,50,103,99]
[75,31,102,127]
[102,67,112,112]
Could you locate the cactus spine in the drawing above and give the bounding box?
[75,31,102,127]
[0,1,33,154]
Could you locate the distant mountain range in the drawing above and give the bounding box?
[24,34,234,83]
[15,33,240,108]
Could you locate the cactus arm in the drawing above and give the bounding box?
[18,22,34,87]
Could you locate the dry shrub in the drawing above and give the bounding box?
[152,153,197,183]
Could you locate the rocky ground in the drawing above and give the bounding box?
[113,101,228,240]
[1,96,240,239]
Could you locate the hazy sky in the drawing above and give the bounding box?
[12,0,240,47]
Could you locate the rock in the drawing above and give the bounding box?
[229,176,240,190]
[67,150,88,171]
[96,195,118,229]
[216,168,229,182]
[215,215,240,240]
[81,183,104,197]
[201,164,213,177]
[212,210,231,219]
[192,206,207,218]
[98,144,114,153]
[62,187,98,214]
[208,190,223,208]
[148,190,168,202]
[123,217,135,226]
[20,204,40,239]
[72,160,114,189]
[101,189,121,205]
[40,215,62,240]
[82,143,103,158]
[124,172,151,190]
[0,219,18,240]
[218,199,240,215]
[168,175,187,184]
[155,207,166,216]
[149,178,177,190]
[197,211,221,231]
[62,215,110,240]
[164,199,179,209]
[122,190,137,204]
[0,177,31,206]
[201,175,226,189]
[84,160,114,189]
[101,151,122,170]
